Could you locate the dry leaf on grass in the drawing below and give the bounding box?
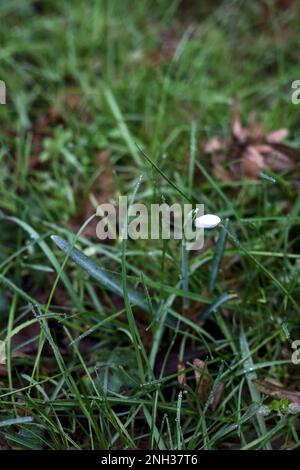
[253,379,300,406]
[241,146,265,178]
[193,358,212,404]
[204,97,299,180]
[203,137,225,154]
[177,359,223,410]
[177,363,187,389]
[266,129,289,143]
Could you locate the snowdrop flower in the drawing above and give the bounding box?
[195,214,221,229]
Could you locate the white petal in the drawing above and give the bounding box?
[195,214,221,229]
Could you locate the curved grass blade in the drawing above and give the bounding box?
[51,235,150,313]
[104,86,142,166]
[239,324,271,450]
[137,144,192,203]
[0,416,33,428]
[198,292,233,322]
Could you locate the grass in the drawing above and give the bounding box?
[0,0,300,450]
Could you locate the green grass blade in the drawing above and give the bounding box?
[51,235,150,313]
[103,85,142,166]
[239,324,272,450]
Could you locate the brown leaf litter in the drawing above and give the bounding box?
[204,97,300,180]
[177,359,223,411]
[253,378,300,406]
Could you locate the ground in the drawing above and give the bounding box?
[0,0,300,450]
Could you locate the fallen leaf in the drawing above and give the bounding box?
[253,379,300,406]
[241,146,265,178]
[203,137,225,154]
[204,97,297,180]
[266,148,295,172]
[177,363,187,389]
[193,358,212,404]
[266,128,289,144]
[248,112,265,142]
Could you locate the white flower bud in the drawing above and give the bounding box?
[195,214,221,229]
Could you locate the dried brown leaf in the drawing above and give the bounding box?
[253,379,300,406]
[193,358,212,404]
[241,146,265,178]
[270,142,300,160]
[177,363,187,389]
[266,128,289,144]
[248,112,265,143]
[204,137,225,154]
[265,149,294,172]
[214,164,234,182]
[205,97,296,181]
[253,144,274,155]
